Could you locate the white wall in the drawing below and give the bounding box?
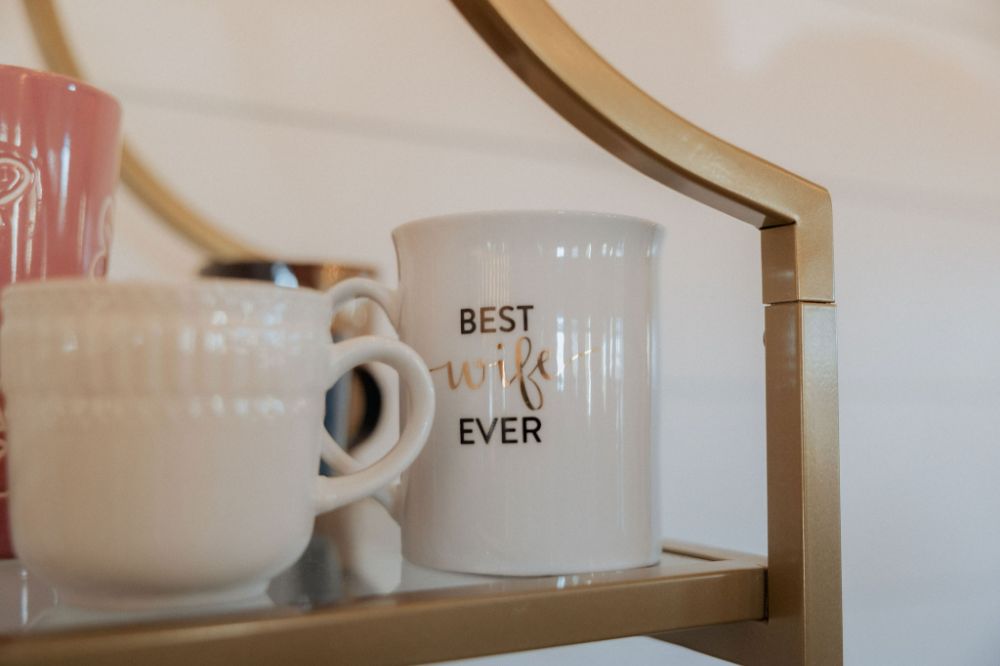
[1,1,998,663]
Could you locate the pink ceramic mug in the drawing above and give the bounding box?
[0,65,122,557]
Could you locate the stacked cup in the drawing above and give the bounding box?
[0,65,122,557]
[0,67,438,611]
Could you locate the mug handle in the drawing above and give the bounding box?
[328,277,400,330]
[324,278,404,475]
[312,335,434,515]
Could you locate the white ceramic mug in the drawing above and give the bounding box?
[330,211,664,575]
[0,279,434,610]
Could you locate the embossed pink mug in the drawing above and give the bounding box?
[0,65,122,557]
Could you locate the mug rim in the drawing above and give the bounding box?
[200,259,378,289]
[0,64,121,113]
[0,277,328,307]
[392,209,660,239]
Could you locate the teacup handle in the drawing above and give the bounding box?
[312,335,434,515]
[323,278,405,479]
[328,277,401,330]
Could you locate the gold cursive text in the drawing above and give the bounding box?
[429,337,594,411]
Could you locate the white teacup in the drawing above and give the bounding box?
[0,279,434,610]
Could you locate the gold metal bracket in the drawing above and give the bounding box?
[451,1,842,663]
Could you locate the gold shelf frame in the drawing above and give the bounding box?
[0,542,766,665]
[451,2,842,663]
[22,1,841,663]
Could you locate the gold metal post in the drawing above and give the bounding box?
[451,1,842,663]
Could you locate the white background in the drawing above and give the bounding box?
[1,1,998,663]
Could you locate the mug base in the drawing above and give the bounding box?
[51,580,271,615]
[402,550,661,578]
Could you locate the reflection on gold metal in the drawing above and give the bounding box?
[0,539,765,666]
[452,1,842,663]
[22,0,260,259]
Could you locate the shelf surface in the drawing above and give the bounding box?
[0,502,765,665]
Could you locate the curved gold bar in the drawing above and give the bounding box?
[452,0,833,305]
[451,2,842,663]
[22,0,260,259]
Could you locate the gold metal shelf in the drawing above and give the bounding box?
[0,512,765,666]
[22,1,842,663]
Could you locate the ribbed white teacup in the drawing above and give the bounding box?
[0,279,434,610]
